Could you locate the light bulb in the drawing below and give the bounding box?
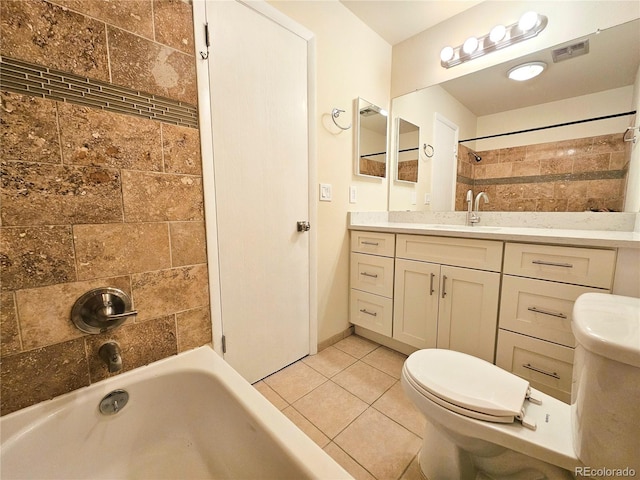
[518,11,539,32]
[489,24,506,43]
[507,61,546,81]
[462,37,479,55]
[440,46,454,62]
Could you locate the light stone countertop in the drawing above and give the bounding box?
[348,212,640,249]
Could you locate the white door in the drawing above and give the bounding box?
[205,0,310,382]
[431,113,459,211]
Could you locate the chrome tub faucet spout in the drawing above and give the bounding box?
[99,341,122,373]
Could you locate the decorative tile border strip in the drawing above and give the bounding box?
[473,170,626,186]
[0,56,198,129]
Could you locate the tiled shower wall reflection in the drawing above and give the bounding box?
[455,134,629,212]
[0,0,212,416]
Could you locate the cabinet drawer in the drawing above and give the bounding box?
[349,289,393,336]
[350,253,394,297]
[499,276,606,347]
[351,231,395,257]
[496,330,573,403]
[503,243,616,288]
[396,234,503,272]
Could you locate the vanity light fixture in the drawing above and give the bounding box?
[507,61,547,81]
[440,11,548,68]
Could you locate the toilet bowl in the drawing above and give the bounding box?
[401,293,640,480]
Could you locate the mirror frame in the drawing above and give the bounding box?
[354,97,388,179]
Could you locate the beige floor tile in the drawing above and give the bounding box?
[335,408,421,480]
[293,381,368,438]
[333,334,379,359]
[263,361,327,403]
[253,380,288,410]
[373,382,426,438]
[361,346,407,379]
[303,346,357,377]
[282,406,330,448]
[400,454,427,480]
[333,361,396,404]
[324,442,376,480]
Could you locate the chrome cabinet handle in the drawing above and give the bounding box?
[522,363,560,379]
[360,272,378,278]
[527,306,567,319]
[361,241,379,246]
[359,308,377,317]
[429,273,435,295]
[441,275,447,298]
[531,260,573,268]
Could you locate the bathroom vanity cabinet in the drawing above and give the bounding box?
[350,232,503,363]
[349,229,619,402]
[393,235,502,362]
[495,243,616,403]
[349,232,396,336]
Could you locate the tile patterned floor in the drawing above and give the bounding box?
[253,335,427,480]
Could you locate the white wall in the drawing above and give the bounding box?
[269,0,392,343]
[624,64,640,212]
[392,1,640,97]
[475,86,635,150]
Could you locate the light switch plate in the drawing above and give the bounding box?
[410,191,417,205]
[349,185,357,203]
[319,183,332,201]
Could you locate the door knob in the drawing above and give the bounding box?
[297,221,311,232]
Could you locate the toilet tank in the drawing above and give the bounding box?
[571,293,640,477]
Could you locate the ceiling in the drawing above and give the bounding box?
[339,0,483,45]
[441,18,640,116]
[339,2,639,115]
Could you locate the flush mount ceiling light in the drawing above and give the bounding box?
[507,61,547,81]
[440,11,548,68]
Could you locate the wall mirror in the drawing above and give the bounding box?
[395,118,419,183]
[355,97,388,178]
[389,18,639,212]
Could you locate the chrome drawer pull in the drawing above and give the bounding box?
[441,275,447,298]
[527,307,567,319]
[361,241,379,246]
[531,260,573,268]
[522,363,560,379]
[429,273,435,296]
[359,308,377,317]
[360,272,378,278]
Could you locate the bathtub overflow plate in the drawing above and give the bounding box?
[99,389,129,415]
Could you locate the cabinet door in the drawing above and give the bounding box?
[437,266,500,362]
[393,259,440,349]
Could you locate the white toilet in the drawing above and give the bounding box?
[401,293,640,480]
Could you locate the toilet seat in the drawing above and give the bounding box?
[404,349,535,426]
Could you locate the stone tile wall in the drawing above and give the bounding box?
[0,0,212,416]
[455,134,629,212]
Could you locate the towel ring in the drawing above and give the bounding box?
[331,108,351,130]
[423,143,434,158]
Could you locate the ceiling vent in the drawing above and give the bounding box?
[552,40,589,63]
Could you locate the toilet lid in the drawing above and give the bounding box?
[404,349,530,419]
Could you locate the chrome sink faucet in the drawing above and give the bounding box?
[466,190,489,226]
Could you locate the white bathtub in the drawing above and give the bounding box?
[1,346,353,480]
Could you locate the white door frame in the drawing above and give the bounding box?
[192,0,318,357]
